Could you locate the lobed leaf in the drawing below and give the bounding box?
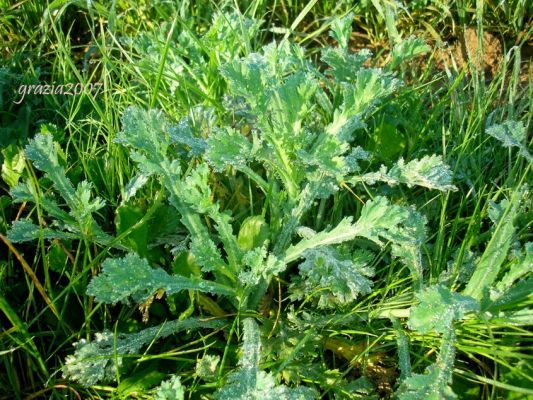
[291,247,374,308]
[215,318,317,399]
[154,375,185,400]
[87,253,234,305]
[396,330,457,400]
[355,155,457,191]
[408,285,479,334]
[486,120,532,162]
[63,318,225,386]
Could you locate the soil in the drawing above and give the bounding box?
[347,27,532,84]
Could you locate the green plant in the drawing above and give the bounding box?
[2,4,531,399]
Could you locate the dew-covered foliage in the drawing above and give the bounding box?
[2,5,532,400]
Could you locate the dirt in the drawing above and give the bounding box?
[346,27,532,84]
[453,28,503,77]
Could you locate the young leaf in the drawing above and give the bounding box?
[291,247,374,308]
[15,133,107,238]
[354,155,457,191]
[284,197,424,263]
[390,37,431,69]
[205,127,253,171]
[63,318,225,386]
[329,12,354,49]
[321,48,372,83]
[239,246,285,286]
[154,375,185,400]
[485,120,532,162]
[408,285,479,334]
[1,145,25,188]
[215,318,317,399]
[392,318,411,380]
[396,330,457,400]
[237,216,270,251]
[87,253,234,305]
[196,354,220,381]
[7,220,79,242]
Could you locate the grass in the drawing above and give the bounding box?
[1,0,532,399]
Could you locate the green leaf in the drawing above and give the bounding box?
[284,197,424,262]
[205,127,253,171]
[7,220,79,242]
[25,133,77,207]
[321,48,372,83]
[486,120,532,162]
[390,37,431,69]
[237,216,270,251]
[356,155,457,191]
[170,119,207,157]
[291,247,374,308]
[464,190,522,300]
[115,205,149,257]
[154,375,185,400]
[1,145,25,188]
[63,318,225,386]
[408,285,479,334]
[220,53,270,112]
[87,253,235,305]
[494,242,532,294]
[117,367,167,397]
[18,133,107,239]
[196,354,220,381]
[122,173,151,204]
[239,246,285,286]
[215,318,318,399]
[329,12,354,49]
[397,329,457,400]
[269,72,317,138]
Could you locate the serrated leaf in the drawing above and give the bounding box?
[154,375,185,400]
[25,133,77,207]
[486,120,532,162]
[396,330,457,400]
[269,72,317,138]
[18,133,107,239]
[329,12,354,49]
[7,220,79,242]
[321,48,372,83]
[122,173,151,204]
[170,119,207,157]
[196,354,220,381]
[356,155,457,191]
[390,37,431,69]
[292,247,374,308]
[220,53,270,112]
[408,285,479,334]
[284,197,424,262]
[116,107,170,171]
[63,318,225,386]
[215,318,318,400]
[239,246,285,286]
[205,127,253,171]
[87,253,234,305]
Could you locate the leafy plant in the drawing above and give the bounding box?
[5,8,531,399]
